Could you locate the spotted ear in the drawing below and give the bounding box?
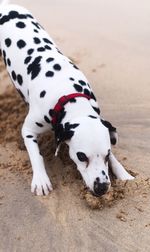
[101,119,118,145]
[54,122,79,155]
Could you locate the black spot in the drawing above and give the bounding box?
[79,80,86,86]
[49,109,54,117]
[88,115,97,119]
[57,108,66,125]
[45,45,51,50]
[90,92,97,101]
[27,14,34,19]
[57,49,63,55]
[26,135,33,138]
[31,21,41,30]
[5,38,11,47]
[53,64,61,71]
[73,84,83,92]
[84,88,90,96]
[44,115,51,124]
[16,21,26,28]
[27,56,42,80]
[43,38,53,44]
[111,138,117,145]
[69,77,75,81]
[70,98,76,103]
[34,29,39,33]
[102,170,106,176]
[105,150,110,163]
[106,175,108,180]
[45,71,54,77]
[2,50,6,58]
[27,49,34,55]
[33,139,37,143]
[101,120,117,145]
[17,39,26,49]
[35,122,43,127]
[67,123,78,130]
[92,107,100,115]
[24,56,32,64]
[17,88,25,100]
[33,37,41,44]
[40,90,46,98]
[0,15,9,25]
[9,11,22,18]
[69,61,79,70]
[17,74,23,86]
[11,70,17,81]
[9,11,23,19]
[27,89,29,96]
[101,119,116,133]
[74,65,79,70]
[7,58,11,66]
[37,47,45,52]
[46,57,54,63]
[0,11,33,25]
[55,122,79,146]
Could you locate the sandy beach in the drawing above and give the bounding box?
[0,0,150,251]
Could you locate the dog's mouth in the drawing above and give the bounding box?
[91,189,109,197]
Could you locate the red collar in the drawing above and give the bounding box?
[51,93,91,126]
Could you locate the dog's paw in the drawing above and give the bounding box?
[127,174,135,180]
[31,172,53,196]
[120,173,135,181]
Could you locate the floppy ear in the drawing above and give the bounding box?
[101,119,118,145]
[54,122,79,155]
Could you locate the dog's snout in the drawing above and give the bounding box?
[93,181,109,197]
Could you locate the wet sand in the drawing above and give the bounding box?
[0,0,150,251]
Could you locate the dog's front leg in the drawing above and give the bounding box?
[109,152,134,180]
[22,116,53,195]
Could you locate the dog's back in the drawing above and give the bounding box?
[0,4,94,115]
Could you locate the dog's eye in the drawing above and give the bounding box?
[77,152,88,162]
[105,149,110,163]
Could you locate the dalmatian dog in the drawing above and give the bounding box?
[0,1,134,196]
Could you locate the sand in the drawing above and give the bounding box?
[0,0,150,251]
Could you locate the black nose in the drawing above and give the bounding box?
[93,181,109,197]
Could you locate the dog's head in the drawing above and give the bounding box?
[57,116,117,196]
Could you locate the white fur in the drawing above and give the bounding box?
[0,4,134,196]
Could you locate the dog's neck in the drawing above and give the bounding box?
[61,97,98,125]
[53,97,99,155]
[51,93,91,126]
